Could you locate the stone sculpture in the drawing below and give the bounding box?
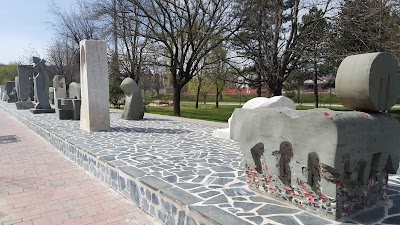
[5,81,16,103]
[230,52,400,220]
[213,96,295,139]
[68,82,81,99]
[30,57,54,114]
[336,52,400,112]
[120,77,144,120]
[53,75,67,100]
[15,65,34,110]
[79,40,110,131]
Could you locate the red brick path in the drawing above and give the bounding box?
[0,110,160,225]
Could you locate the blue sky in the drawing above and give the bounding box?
[0,0,75,64]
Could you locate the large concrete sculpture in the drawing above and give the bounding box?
[336,53,400,112]
[230,52,400,220]
[30,57,54,114]
[79,40,110,131]
[15,65,34,109]
[120,77,144,120]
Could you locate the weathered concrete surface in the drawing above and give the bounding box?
[120,77,144,120]
[230,107,400,220]
[79,40,110,131]
[336,52,400,112]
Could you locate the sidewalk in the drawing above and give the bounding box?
[0,110,160,225]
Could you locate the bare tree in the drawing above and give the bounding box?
[122,0,241,116]
[48,0,100,89]
[46,38,80,86]
[49,1,100,46]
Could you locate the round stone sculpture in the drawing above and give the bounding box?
[120,77,144,120]
[335,52,400,112]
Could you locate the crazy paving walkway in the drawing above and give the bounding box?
[0,110,160,225]
[1,101,400,225]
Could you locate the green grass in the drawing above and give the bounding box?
[144,103,400,123]
[145,103,241,122]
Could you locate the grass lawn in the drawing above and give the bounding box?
[144,103,400,123]
[145,103,241,122]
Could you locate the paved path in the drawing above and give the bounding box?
[0,110,160,225]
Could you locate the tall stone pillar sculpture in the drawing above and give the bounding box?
[79,40,110,131]
[120,77,144,120]
[15,65,34,109]
[30,57,55,114]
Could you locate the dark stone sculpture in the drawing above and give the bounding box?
[30,57,54,114]
[15,65,34,110]
[5,81,16,103]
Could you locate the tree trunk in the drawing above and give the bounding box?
[257,73,262,97]
[173,87,181,116]
[314,58,319,109]
[297,87,301,103]
[215,85,219,108]
[195,80,201,109]
[272,81,283,96]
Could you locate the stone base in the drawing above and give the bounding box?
[212,128,230,139]
[7,99,16,103]
[16,101,35,110]
[56,99,81,120]
[30,108,55,114]
[57,109,80,120]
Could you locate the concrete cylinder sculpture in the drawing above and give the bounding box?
[79,40,110,132]
[335,52,400,112]
[120,77,144,120]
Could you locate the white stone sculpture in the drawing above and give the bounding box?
[212,96,295,139]
[79,40,110,132]
[120,77,144,120]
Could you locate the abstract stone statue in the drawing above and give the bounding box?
[68,82,81,99]
[30,57,54,114]
[54,82,81,120]
[15,65,34,109]
[120,77,144,120]
[5,81,16,103]
[230,52,400,220]
[53,75,67,99]
[79,40,110,131]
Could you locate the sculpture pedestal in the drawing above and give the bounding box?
[30,108,55,114]
[16,101,34,110]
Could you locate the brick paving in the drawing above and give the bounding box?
[0,110,160,225]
